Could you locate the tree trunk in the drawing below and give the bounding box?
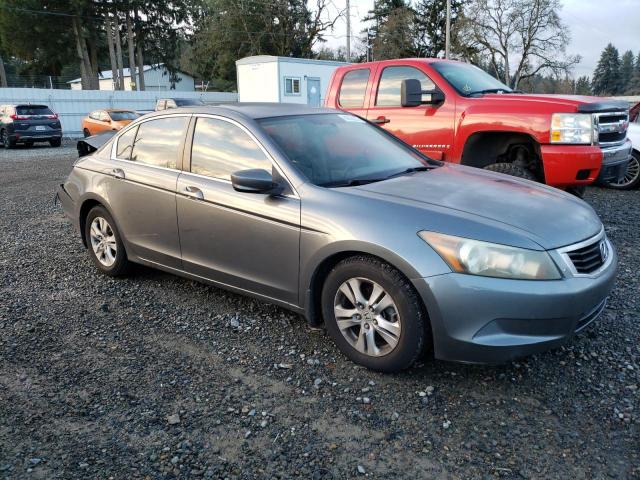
[136,41,145,91]
[126,12,137,91]
[134,9,145,91]
[114,12,125,90]
[106,16,119,90]
[88,36,100,90]
[72,17,91,89]
[0,56,7,88]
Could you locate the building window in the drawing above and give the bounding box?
[284,77,301,96]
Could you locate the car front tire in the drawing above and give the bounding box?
[85,206,130,276]
[321,256,429,372]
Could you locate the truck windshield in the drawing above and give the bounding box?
[431,61,513,96]
[258,113,435,187]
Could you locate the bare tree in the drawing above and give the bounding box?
[462,0,580,88]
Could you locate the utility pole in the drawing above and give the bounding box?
[445,0,451,59]
[346,0,351,62]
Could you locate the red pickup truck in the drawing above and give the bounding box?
[325,59,632,195]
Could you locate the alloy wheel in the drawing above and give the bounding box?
[610,155,640,188]
[89,217,117,267]
[333,277,401,357]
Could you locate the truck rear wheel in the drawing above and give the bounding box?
[483,162,537,181]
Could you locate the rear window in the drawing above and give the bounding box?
[16,105,54,116]
[109,111,139,121]
[338,69,370,108]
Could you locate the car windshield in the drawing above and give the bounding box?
[258,113,434,187]
[16,105,53,116]
[109,111,139,121]
[431,61,513,96]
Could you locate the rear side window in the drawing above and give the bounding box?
[338,69,370,108]
[116,127,138,159]
[376,66,435,106]
[16,105,54,116]
[131,117,188,168]
[190,117,271,180]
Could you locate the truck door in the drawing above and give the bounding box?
[366,65,455,161]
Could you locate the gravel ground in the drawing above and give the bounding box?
[0,143,638,479]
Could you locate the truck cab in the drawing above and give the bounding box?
[325,59,632,195]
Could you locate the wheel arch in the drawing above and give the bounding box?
[302,243,431,329]
[78,195,121,248]
[460,130,544,181]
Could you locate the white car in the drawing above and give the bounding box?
[607,118,640,189]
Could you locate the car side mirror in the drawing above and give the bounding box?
[401,79,445,107]
[231,168,283,195]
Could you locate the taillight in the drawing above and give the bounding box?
[10,114,29,120]
[47,114,58,119]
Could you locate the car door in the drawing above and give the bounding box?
[366,65,455,161]
[104,115,190,269]
[176,115,301,305]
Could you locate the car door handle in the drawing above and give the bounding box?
[183,186,204,200]
[371,116,390,125]
[111,168,125,179]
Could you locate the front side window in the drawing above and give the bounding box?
[130,117,188,168]
[191,117,271,180]
[259,113,432,187]
[376,66,436,106]
[89,111,101,120]
[338,69,370,108]
[284,77,301,95]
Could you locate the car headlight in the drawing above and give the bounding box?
[550,113,593,144]
[419,231,562,280]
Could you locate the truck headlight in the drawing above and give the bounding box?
[550,113,593,144]
[419,231,561,280]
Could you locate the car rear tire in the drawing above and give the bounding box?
[483,162,537,181]
[321,255,429,372]
[1,130,15,149]
[50,138,62,147]
[604,151,640,190]
[85,206,130,277]
[83,129,91,138]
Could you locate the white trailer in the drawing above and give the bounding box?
[235,56,348,107]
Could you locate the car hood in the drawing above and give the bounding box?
[348,165,602,250]
[481,93,629,113]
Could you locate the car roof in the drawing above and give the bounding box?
[144,103,338,120]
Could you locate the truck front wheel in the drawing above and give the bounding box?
[483,162,537,181]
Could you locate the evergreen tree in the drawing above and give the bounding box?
[574,76,592,95]
[620,50,635,93]
[413,0,463,58]
[592,44,621,95]
[363,0,416,60]
[626,53,640,95]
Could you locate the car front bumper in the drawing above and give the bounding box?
[596,140,632,183]
[413,244,617,364]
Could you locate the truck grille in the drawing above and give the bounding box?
[566,239,607,274]
[595,111,629,147]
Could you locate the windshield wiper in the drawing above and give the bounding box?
[384,166,431,179]
[320,177,387,188]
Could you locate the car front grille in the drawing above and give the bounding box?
[565,238,607,274]
[595,111,629,147]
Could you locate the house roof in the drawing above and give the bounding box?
[68,64,191,84]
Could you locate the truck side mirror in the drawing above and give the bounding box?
[401,79,445,107]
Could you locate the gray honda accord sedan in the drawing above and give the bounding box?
[57,104,617,372]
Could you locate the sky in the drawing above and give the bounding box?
[324,0,640,78]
